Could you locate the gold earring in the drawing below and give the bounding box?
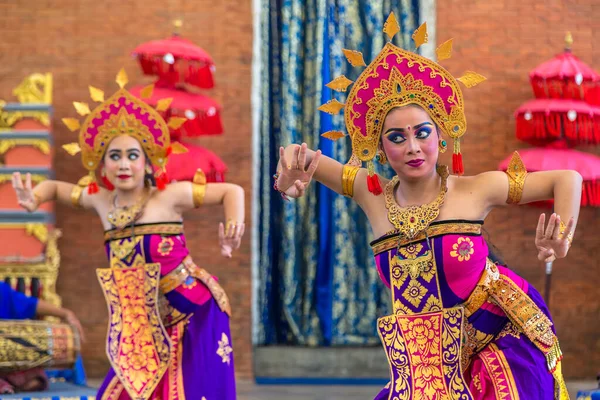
[376,148,388,165]
[438,139,448,153]
[145,166,153,175]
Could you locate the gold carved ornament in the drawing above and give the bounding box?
[385,165,449,240]
[0,139,51,155]
[107,187,152,230]
[505,151,528,204]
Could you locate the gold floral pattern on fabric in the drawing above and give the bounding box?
[496,322,521,341]
[158,237,175,256]
[109,236,143,261]
[402,280,428,308]
[392,252,435,282]
[461,320,495,372]
[398,243,423,259]
[450,237,475,261]
[479,343,520,400]
[217,333,233,365]
[100,375,124,400]
[372,222,482,255]
[157,294,190,328]
[472,374,482,392]
[97,264,171,400]
[389,240,442,317]
[377,309,473,400]
[166,320,186,400]
[104,223,183,241]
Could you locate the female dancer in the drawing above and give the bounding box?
[275,16,578,400]
[12,70,244,400]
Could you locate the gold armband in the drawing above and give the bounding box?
[192,169,207,208]
[342,165,360,197]
[192,183,206,208]
[505,151,528,204]
[70,185,83,208]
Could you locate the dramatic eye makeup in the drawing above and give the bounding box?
[384,122,433,143]
[414,123,433,139]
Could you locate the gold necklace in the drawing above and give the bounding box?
[384,165,449,240]
[107,188,151,231]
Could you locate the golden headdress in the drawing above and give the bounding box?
[62,69,187,193]
[320,13,486,194]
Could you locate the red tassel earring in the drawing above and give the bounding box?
[101,169,115,191]
[87,171,99,194]
[366,160,383,195]
[452,139,464,176]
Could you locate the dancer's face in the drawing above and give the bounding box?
[103,135,147,191]
[380,105,439,180]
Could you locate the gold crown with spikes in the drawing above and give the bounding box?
[61,69,187,193]
[318,13,486,194]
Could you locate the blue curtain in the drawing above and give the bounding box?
[256,0,420,346]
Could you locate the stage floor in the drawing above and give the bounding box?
[236,380,597,399]
[82,379,597,399]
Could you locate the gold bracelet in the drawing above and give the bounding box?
[192,183,206,208]
[558,220,573,245]
[505,151,528,204]
[342,165,360,198]
[70,185,83,208]
[32,192,42,211]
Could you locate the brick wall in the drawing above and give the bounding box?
[0,0,253,379]
[437,0,600,379]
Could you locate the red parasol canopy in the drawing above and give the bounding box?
[132,35,215,89]
[529,34,600,106]
[130,85,223,138]
[499,148,600,207]
[515,99,600,146]
[167,141,227,183]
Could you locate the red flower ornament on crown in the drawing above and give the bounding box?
[319,13,486,194]
[61,69,188,193]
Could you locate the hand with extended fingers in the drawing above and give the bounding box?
[275,143,322,199]
[218,220,245,258]
[11,172,38,212]
[535,213,575,263]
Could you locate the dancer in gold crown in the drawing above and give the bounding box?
[274,14,577,400]
[12,69,243,399]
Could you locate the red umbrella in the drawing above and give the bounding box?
[499,148,600,207]
[515,99,600,146]
[132,35,215,89]
[529,34,600,106]
[130,85,223,138]
[166,141,227,183]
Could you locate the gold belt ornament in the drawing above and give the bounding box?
[159,256,231,317]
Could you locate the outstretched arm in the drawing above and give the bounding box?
[475,168,582,261]
[12,172,102,212]
[166,181,245,257]
[275,143,372,205]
